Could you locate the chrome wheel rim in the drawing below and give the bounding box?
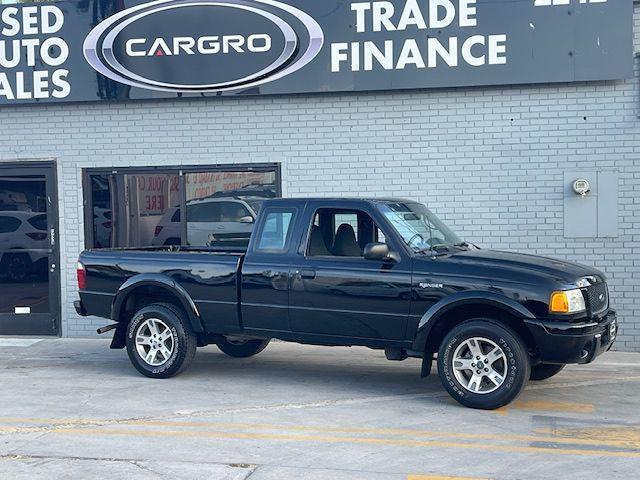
[225,336,248,346]
[135,318,175,367]
[452,337,507,394]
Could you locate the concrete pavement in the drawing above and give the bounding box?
[0,338,638,479]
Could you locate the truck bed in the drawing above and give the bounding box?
[79,248,246,334]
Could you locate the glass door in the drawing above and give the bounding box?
[0,163,59,335]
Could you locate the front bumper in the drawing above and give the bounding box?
[525,309,617,365]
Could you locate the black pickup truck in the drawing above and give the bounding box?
[75,198,617,409]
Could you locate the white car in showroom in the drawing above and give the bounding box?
[152,197,264,247]
[0,211,49,282]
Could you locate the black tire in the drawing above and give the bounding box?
[216,337,270,358]
[126,303,197,379]
[437,319,530,410]
[530,363,565,381]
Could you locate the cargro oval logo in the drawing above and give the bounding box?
[83,0,324,93]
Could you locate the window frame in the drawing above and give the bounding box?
[82,163,281,249]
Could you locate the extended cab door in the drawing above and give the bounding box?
[240,204,300,334]
[288,202,412,341]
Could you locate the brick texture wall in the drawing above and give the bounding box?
[0,7,639,351]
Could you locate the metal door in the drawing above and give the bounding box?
[0,162,60,335]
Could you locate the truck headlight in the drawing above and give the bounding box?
[550,289,586,314]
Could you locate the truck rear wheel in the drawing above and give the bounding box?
[437,319,530,410]
[126,303,197,379]
[530,363,565,381]
[216,337,270,358]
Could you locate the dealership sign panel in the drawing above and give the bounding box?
[0,0,632,105]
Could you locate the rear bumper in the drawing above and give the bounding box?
[75,297,126,349]
[74,299,88,317]
[77,291,113,319]
[525,310,617,365]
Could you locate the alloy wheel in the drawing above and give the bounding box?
[135,318,175,366]
[452,337,507,394]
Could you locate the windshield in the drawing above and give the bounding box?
[377,202,463,252]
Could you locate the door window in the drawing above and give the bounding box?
[307,208,386,257]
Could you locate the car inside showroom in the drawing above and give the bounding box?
[0,0,638,478]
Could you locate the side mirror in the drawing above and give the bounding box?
[239,216,254,224]
[364,242,398,262]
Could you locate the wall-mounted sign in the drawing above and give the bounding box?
[0,0,633,105]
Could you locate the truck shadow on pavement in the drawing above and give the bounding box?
[60,342,623,411]
[184,346,440,395]
[76,343,446,401]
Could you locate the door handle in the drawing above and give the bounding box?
[296,269,316,279]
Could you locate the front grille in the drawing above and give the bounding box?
[583,282,609,316]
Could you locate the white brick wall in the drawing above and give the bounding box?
[0,8,639,350]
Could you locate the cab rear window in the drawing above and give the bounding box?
[256,209,295,252]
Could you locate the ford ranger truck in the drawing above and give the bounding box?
[74,198,617,410]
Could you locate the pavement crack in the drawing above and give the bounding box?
[242,464,261,479]
[0,453,258,472]
[129,460,164,479]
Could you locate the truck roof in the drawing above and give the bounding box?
[263,197,416,206]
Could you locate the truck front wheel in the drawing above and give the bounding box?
[126,303,197,379]
[216,337,270,358]
[437,319,530,410]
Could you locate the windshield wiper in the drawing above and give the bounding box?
[453,242,478,250]
[415,244,453,256]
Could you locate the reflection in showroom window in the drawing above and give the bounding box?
[86,167,279,249]
[184,171,276,247]
[90,173,181,248]
[0,176,50,314]
[90,175,112,248]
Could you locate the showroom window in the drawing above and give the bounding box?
[83,165,280,249]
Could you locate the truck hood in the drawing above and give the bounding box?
[439,248,605,285]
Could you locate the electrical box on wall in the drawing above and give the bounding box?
[564,171,619,238]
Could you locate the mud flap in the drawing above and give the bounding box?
[421,351,433,378]
[109,323,127,349]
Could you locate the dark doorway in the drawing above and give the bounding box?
[0,162,60,335]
